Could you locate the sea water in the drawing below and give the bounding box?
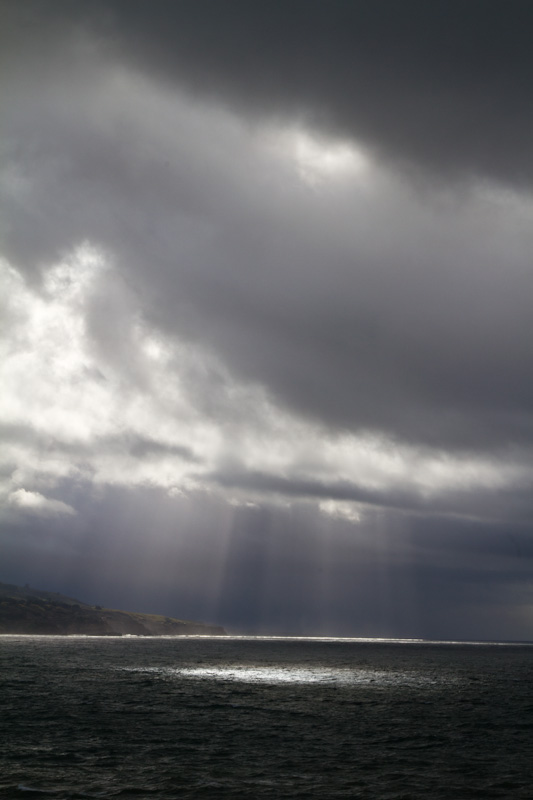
[0,635,532,798]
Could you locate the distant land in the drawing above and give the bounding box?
[0,582,227,636]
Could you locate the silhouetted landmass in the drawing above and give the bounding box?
[0,582,226,636]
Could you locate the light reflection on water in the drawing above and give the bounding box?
[119,664,451,686]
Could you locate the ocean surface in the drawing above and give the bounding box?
[1,636,532,799]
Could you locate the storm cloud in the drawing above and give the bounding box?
[1,1,532,638]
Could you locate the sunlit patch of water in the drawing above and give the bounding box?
[118,664,454,687]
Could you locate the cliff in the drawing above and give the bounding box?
[0,582,226,636]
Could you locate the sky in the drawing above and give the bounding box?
[1,0,533,640]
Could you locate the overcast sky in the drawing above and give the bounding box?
[1,0,533,639]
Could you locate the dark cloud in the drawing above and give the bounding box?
[212,466,533,525]
[124,435,199,462]
[2,63,532,451]
[2,0,533,639]
[4,0,533,186]
[0,425,198,462]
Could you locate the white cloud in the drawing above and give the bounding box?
[1,246,531,525]
[7,488,76,517]
[1,62,533,528]
[260,127,370,187]
[319,499,363,524]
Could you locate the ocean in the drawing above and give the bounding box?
[0,635,532,799]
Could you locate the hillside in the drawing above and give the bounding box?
[0,582,226,636]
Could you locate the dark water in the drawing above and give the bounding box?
[1,636,532,799]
